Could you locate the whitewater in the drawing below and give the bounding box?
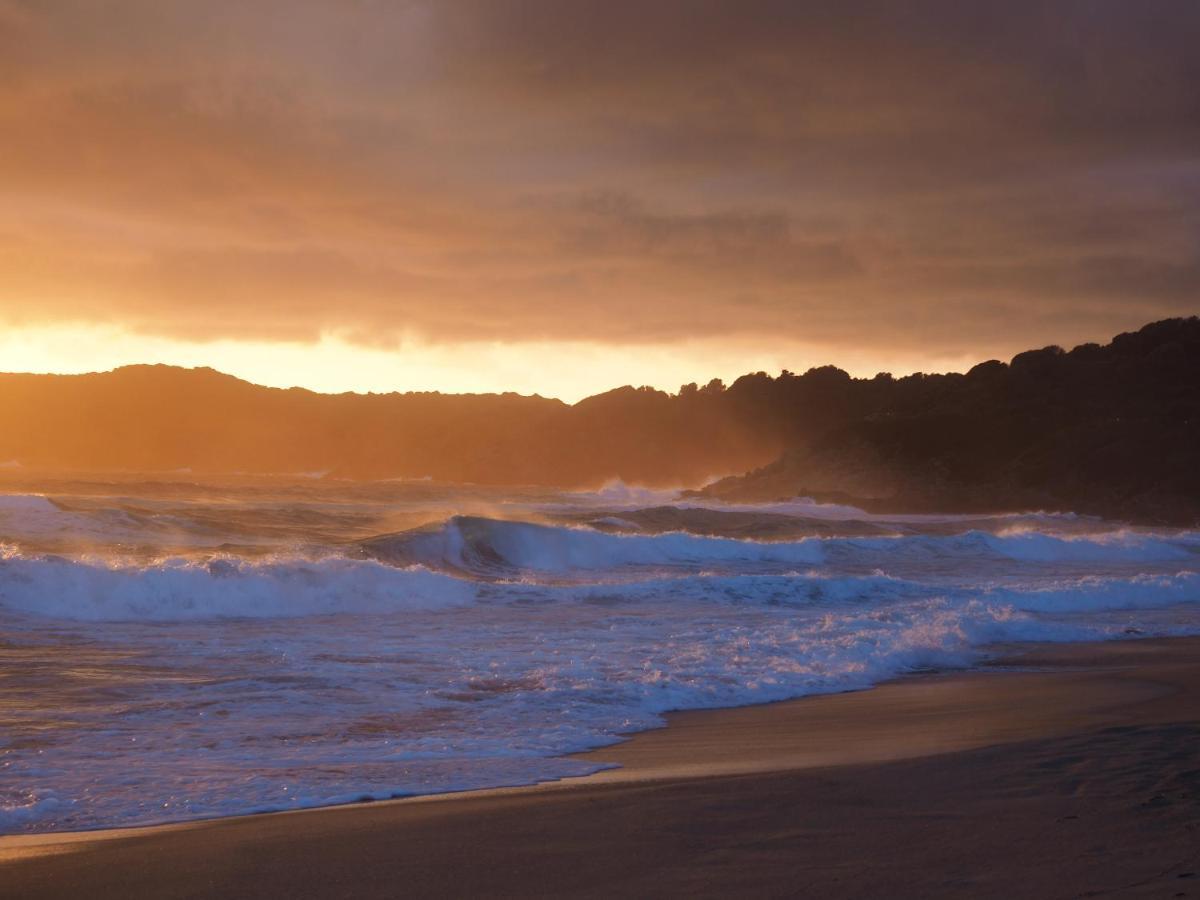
[2,476,1199,834]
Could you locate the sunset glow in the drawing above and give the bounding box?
[0,324,989,401]
[2,4,1200,891]
[3,1,1196,397]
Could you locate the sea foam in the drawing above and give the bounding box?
[2,485,1199,834]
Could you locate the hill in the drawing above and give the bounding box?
[696,318,1200,525]
[1,318,1197,523]
[0,366,776,486]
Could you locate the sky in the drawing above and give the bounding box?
[1,0,1197,401]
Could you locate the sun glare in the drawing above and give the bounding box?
[0,323,981,401]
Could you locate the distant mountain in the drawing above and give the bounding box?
[1,317,1197,524]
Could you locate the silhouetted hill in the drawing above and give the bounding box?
[0,365,778,486]
[1,318,1196,523]
[696,318,1200,525]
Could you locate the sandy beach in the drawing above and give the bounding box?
[3,636,1199,899]
[7,1,1199,894]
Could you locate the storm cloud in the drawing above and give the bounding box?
[1,0,1197,363]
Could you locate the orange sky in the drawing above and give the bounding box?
[1,1,1197,400]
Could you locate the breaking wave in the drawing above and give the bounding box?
[3,484,1200,834]
[357,515,1197,579]
[358,515,826,577]
[1,545,1196,623]
[0,553,476,621]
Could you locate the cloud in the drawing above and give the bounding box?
[0,0,1197,364]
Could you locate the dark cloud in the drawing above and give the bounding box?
[0,0,1197,361]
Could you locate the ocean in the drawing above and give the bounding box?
[2,475,1198,834]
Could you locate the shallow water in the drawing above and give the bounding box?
[1,476,1198,833]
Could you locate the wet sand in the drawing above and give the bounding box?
[4,637,1200,898]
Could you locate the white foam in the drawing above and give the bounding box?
[995,571,1200,612]
[364,517,1197,582]
[566,478,684,508]
[6,565,1195,833]
[3,551,1197,624]
[3,483,1200,835]
[464,518,826,571]
[0,494,60,515]
[827,529,1196,565]
[0,555,476,621]
[367,516,826,576]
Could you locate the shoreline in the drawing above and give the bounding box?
[0,637,1170,848]
[4,635,1200,896]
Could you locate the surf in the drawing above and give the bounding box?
[3,480,1200,835]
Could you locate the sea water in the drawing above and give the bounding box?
[1,476,1198,833]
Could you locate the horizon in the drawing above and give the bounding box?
[0,326,976,403]
[0,323,1053,403]
[1,316,1182,404]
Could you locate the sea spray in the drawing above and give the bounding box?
[2,482,1199,834]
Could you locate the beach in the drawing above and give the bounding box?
[4,636,1198,899]
[6,1,1199,895]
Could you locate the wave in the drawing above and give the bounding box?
[561,570,1200,621]
[548,478,687,509]
[2,547,1197,622]
[358,515,1197,579]
[7,480,1200,836]
[993,571,1200,613]
[4,559,1199,832]
[0,494,60,514]
[0,554,476,621]
[827,529,1198,565]
[358,515,827,576]
[0,493,215,547]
